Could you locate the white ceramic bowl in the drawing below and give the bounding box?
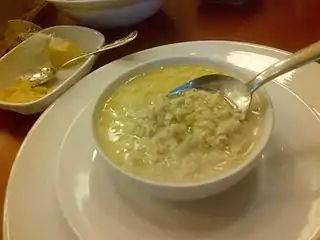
[92,56,274,200]
[0,25,105,114]
[46,0,163,27]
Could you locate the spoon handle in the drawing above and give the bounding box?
[61,31,138,68]
[247,40,320,93]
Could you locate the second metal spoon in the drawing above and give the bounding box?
[24,30,138,86]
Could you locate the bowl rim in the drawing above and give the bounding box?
[92,56,275,188]
[0,25,105,107]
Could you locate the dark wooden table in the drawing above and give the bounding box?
[1,0,320,238]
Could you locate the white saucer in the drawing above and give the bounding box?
[4,41,320,240]
[56,42,320,240]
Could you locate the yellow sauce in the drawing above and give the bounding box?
[0,80,50,103]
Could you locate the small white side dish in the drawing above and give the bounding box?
[0,25,105,114]
[46,0,163,27]
[92,56,274,200]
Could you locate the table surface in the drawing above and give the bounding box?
[1,0,320,238]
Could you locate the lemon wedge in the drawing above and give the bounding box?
[48,37,83,68]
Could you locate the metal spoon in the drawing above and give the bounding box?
[169,40,320,114]
[24,31,138,86]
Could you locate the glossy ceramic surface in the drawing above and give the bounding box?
[4,41,320,240]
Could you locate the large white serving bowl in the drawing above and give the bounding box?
[46,0,163,27]
[91,56,274,201]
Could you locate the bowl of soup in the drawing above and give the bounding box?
[92,57,274,200]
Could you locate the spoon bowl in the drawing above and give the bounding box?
[20,66,56,86]
[169,40,320,114]
[169,74,252,113]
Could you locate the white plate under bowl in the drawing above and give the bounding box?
[56,55,320,240]
[4,41,320,240]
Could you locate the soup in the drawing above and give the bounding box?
[98,65,265,183]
